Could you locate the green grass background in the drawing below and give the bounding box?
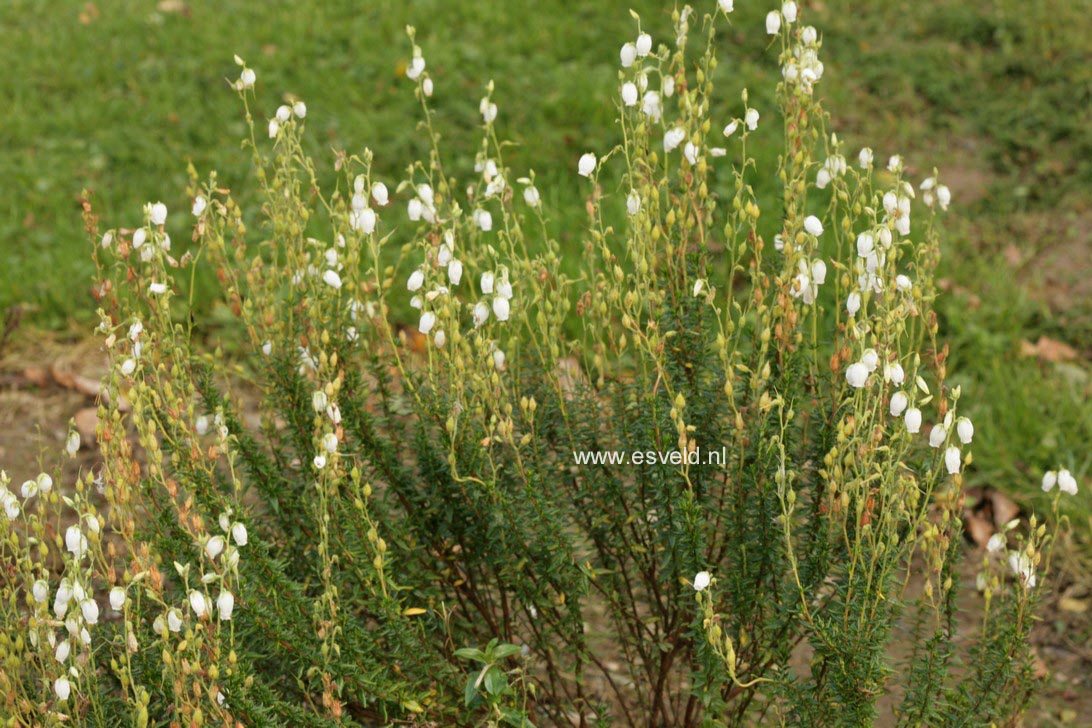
[1,1,1088,544]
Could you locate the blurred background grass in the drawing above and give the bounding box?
[1,0,1089,595]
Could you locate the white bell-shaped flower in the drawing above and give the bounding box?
[845,362,869,388]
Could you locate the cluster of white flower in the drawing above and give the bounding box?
[721,106,759,142]
[233,55,255,91]
[348,175,383,240]
[849,220,912,297]
[195,410,230,445]
[443,234,464,286]
[882,185,915,237]
[615,21,676,127]
[407,183,437,224]
[1041,468,1079,496]
[919,175,952,211]
[150,515,245,640]
[2,472,53,521]
[783,23,824,95]
[109,200,175,268]
[846,349,973,474]
[310,392,341,470]
[620,30,654,69]
[18,472,53,501]
[403,38,434,95]
[1008,551,1037,589]
[815,151,845,190]
[268,100,307,139]
[406,229,465,346]
[23,505,113,703]
[479,94,498,124]
[984,517,1039,590]
[476,269,513,327]
[117,316,147,379]
[791,257,827,304]
[766,1,798,35]
[472,158,505,200]
[980,464,1078,593]
[844,348,879,389]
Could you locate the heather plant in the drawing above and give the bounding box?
[0,2,1077,726]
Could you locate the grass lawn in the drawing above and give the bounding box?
[1,0,1089,717]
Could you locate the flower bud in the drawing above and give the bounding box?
[766,11,782,35]
[217,591,235,621]
[693,571,711,591]
[945,446,961,475]
[110,587,126,611]
[929,424,947,449]
[620,42,637,67]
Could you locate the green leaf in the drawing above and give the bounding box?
[484,666,507,696]
[493,644,522,660]
[463,674,478,709]
[454,647,487,663]
[501,708,536,728]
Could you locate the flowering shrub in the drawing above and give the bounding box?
[0,2,1075,725]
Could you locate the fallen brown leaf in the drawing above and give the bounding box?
[400,327,428,354]
[78,2,100,25]
[50,363,103,399]
[987,490,1020,527]
[1059,596,1088,614]
[22,366,49,388]
[1020,336,1079,363]
[964,510,994,549]
[156,0,189,14]
[74,407,98,446]
[1032,647,1049,680]
[1003,244,1023,268]
[963,485,1022,540]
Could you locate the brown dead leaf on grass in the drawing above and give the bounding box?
[963,485,1022,547]
[78,2,100,25]
[74,407,99,447]
[21,366,49,388]
[1020,336,1080,363]
[50,362,103,399]
[964,509,995,549]
[400,327,428,354]
[156,0,190,16]
[1059,596,1089,614]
